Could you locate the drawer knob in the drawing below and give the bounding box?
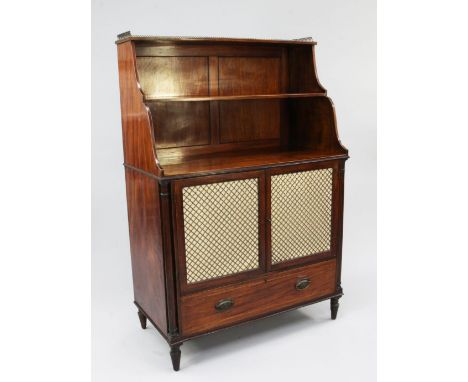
[215,299,234,312]
[295,278,311,290]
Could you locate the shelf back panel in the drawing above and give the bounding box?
[135,43,286,98]
[218,57,281,96]
[136,56,209,98]
[148,101,211,149]
[219,100,281,143]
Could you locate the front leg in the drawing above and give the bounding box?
[330,297,340,320]
[170,344,182,371]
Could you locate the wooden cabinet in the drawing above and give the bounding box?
[116,32,348,371]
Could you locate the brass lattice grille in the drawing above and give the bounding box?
[182,178,260,284]
[271,168,333,264]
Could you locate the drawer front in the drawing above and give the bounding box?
[179,259,336,336]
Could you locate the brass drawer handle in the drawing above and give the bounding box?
[295,278,311,290]
[215,299,234,312]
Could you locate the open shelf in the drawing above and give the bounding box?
[159,147,348,178]
[125,38,348,179]
[144,92,327,102]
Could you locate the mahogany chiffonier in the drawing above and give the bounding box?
[116,31,348,371]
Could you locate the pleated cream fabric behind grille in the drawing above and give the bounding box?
[182,178,259,284]
[271,168,333,264]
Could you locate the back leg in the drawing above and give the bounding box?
[137,310,147,329]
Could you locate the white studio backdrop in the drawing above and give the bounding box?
[92,0,376,381]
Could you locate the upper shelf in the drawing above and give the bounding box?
[144,92,327,102]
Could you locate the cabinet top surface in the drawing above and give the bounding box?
[157,148,348,179]
[115,32,316,46]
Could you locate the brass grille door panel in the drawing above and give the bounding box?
[270,168,334,265]
[180,177,261,285]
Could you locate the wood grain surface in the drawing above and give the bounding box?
[180,259,337,336]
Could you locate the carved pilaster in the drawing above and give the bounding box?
[159,181,179,337]
[336,282,343,296]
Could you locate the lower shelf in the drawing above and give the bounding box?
[179,258,337,336]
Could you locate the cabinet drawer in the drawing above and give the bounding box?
[179,259,336,336]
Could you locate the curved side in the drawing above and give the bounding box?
[311,45,327,94]
[117,41,162,176]
[325,96,348,154]
[288,45,327,94]
[288,95,348,155]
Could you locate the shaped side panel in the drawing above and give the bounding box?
[117,41,162,175]
[125,169,167,333]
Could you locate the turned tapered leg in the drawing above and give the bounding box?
[170,345,182,371]
[330,297,340,320]
[137,310,147,329]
